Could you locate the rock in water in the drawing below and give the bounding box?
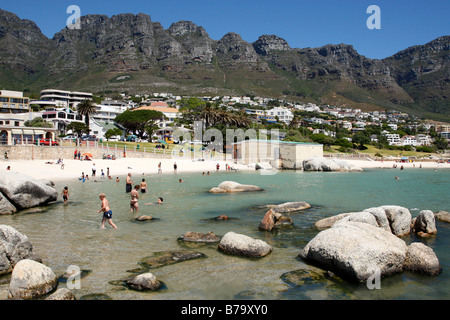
[265,202,311,213]
[302,158,363,172]
[126,273,162,291]
[299,222,407,282]
[45,288,77,300]
[178,231,220,243]
[0,192,17,215]
[218,232,272,258]
[403,242,441,275]
[259,209,293,231]
[413,210,437,237]
[8,259,58,299]
[0,172,58,211]
[209,181,263,193]
[0,225,41,275]
[434,211,450,223]
[380,205,412,237]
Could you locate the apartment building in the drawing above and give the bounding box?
[0,90,30,114]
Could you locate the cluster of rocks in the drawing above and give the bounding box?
[302,158,363,172]
[300,205,443,282]
[0,172,58,215]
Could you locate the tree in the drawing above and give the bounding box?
[24,117,53,128]
[105,128,123,141]
[352,132,371,149]
[77,99,97,126]
[114,110,164,140]
[67,122,90,139]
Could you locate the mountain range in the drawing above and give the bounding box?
[0,9,449,121]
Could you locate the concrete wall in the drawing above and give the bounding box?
[280,144,323,170]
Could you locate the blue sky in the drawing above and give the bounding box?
[1,0,449,59]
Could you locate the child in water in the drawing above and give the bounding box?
[61,187,69,205]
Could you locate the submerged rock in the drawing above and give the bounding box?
[8,259,58,299]
[79,293,112,300]
[265,202,311,213]
[135,215,159,222]
[134,250,207,271]
[178,231,220,243]
[209,181,263,193]
[218,232,272,258]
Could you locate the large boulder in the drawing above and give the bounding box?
[403,242,441,275]
[412,210,437,237]
[218,232,272,258]
[0,172,58,211]
[0,225,41,275]
[265,201,311,213]
[8,259,58,299]
[314,205,412,237]
[299,222,408,282]
[0,192,17,215]
[380,206,412,237]
[209,181,263,193]
[302,158,363,172]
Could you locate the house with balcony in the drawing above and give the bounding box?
[31,89,93,110]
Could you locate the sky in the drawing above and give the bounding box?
[1,0,449,59]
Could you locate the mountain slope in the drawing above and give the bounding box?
[0,9,448,120]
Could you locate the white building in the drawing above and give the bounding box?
[0,90,30,114]
[267,107,293,124]
[31,89,93,110]
[385,134,402,146]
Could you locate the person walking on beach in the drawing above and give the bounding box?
[74,150,78,160]
[97,193,118,229]
[158,162,162,174]
[61,187,69,205]
[126,173,133,193]
[130,185,140,214]
[92,163,97,177]
[174,162,177,173]
[77,151,81,160]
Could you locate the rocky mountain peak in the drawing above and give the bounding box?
[253,35,291,56]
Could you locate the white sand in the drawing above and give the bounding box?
[2,157,448,182]
[2,157,253,182]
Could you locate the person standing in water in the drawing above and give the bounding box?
[61,187,69,205]
[130,185,140,214]
[97,193,118,229]
[126,173,133,193]
[140,179,147,194]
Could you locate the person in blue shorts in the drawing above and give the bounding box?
[97,193,118,229]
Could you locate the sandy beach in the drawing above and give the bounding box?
[1,157,448,182]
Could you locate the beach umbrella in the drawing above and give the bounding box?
[83,153,93,158]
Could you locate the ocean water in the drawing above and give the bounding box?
[0,167,449,300]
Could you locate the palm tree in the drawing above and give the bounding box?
[76,99,97,127]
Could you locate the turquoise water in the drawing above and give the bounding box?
[0,167,449,300]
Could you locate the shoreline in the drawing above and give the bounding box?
[1,158,449,182]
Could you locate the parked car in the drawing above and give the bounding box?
[82,135,98,141]
[126,135,138,142]
[36,139,59,146]
[62,135,76,141]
